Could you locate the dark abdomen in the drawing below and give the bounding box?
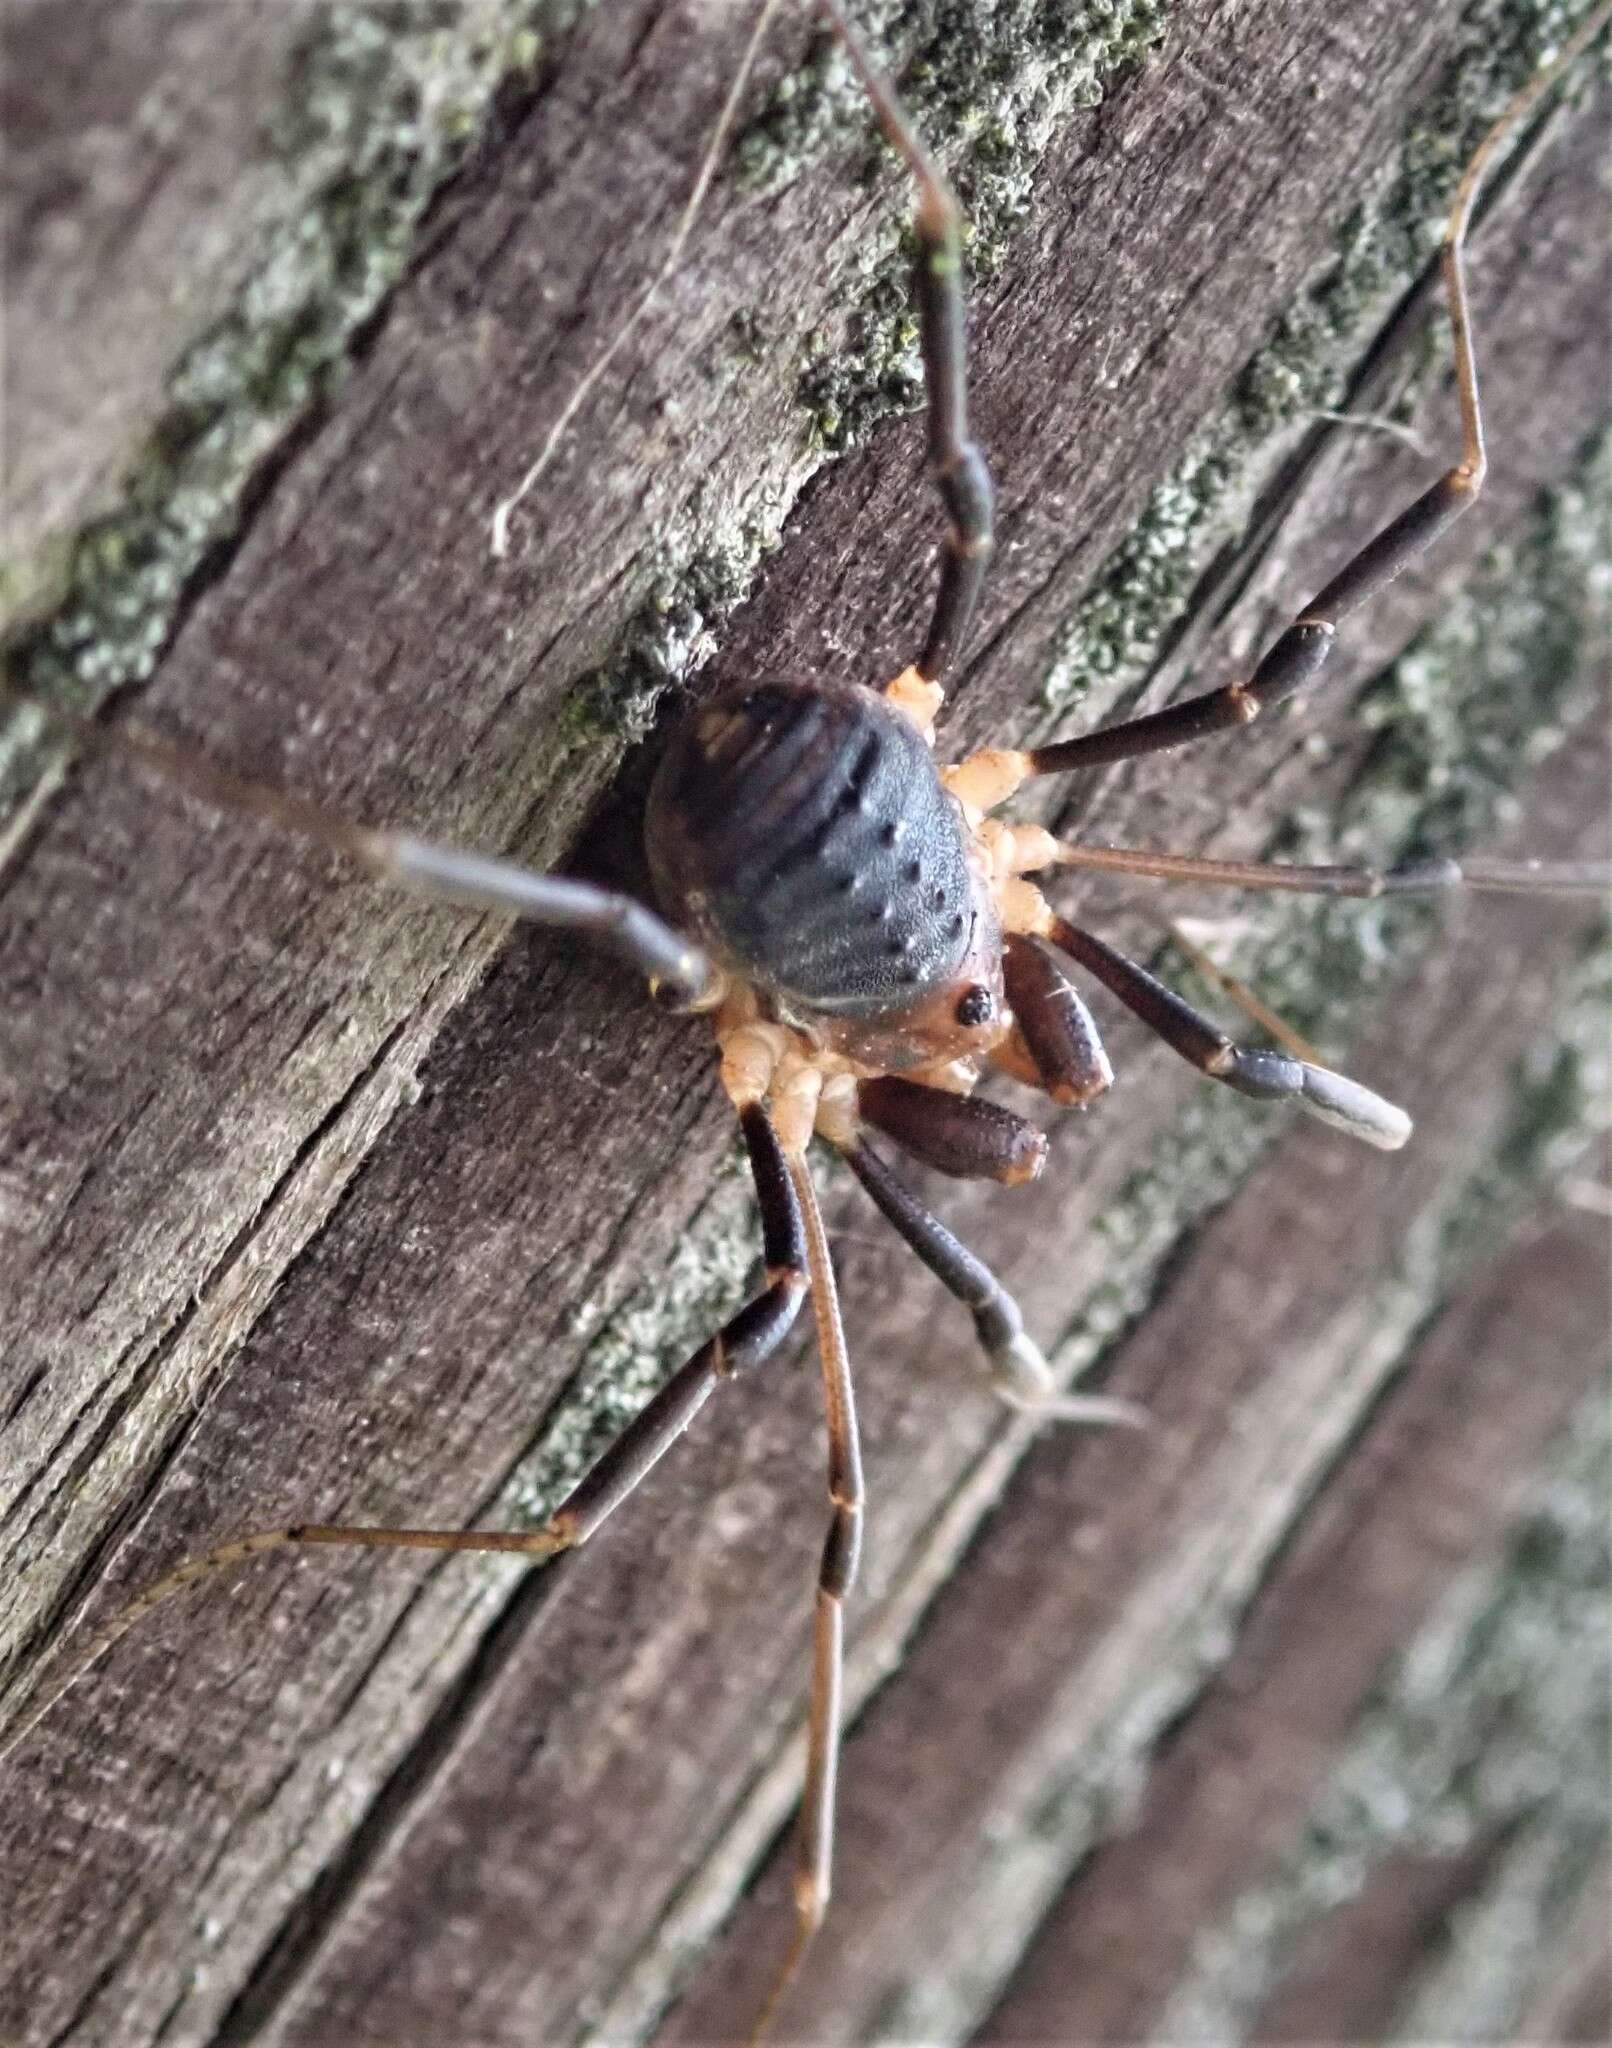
[646,679,974,1017]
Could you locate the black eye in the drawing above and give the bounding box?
[955,985,994,1028]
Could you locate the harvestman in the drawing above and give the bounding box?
[3,1,1609,2038]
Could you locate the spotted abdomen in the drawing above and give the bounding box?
[646,679,975,1018]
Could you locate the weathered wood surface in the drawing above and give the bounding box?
[3,0,319,585]
[1,2,1607,2044]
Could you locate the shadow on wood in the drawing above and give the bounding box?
[1,2,1607,2044]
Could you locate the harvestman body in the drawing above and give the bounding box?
[4,2,1610,2038]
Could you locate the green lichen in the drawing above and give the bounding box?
[875,808,1608,2048]
[578,0,1604,767]
[739,0,1171,204]
[877,1000,1610,2047]
[1157,1378,1610,2044]
[6,0,1168,808]
[864,426,1608,2042]
[1087,423,1608,1335]
[748,0,1173,455]
[0,0,577,806]
[1040,0,1608,718]
[1329,436,1610,860]
[555,512,791,750]
[504,1153,756,1524]
[512,431,1608,1636]
[1177,429,1611,1054]
[544,0,1175,757]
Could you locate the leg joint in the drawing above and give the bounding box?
[820,1505,863,1601]
[792,1867,830,1934]
[1245,618,1335,710]
[936,444,994,546]
[719,1276,808,1376]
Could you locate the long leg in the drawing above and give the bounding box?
[0,1101,801,1766]
[6,685,713,1002]
[944,7,1610,802]
[819,0,994,687]
[1161,917,1329,1067]
[842,1137,1144,1426]
[752,1148,864,2046]
[982,815,1608,930]
[1040,835,1605,901]
[1039,838,1612,900]
[1048,915,1412,1150]
[491,0,787,554]
[497,0,997,679]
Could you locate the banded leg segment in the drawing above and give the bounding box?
[544,1101,808,1543]
[819,0,994,684]
[9,687,713,1002]
[1027,477,1478,778]
[843,1139,1144,1426]
[753,1149,864,2045]
[0,1102,803,1768]
[1049,916,1412,1150]
[1019,10,1609,782]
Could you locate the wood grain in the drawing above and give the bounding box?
[1,2,1607,2044]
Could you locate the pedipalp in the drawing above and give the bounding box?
[3,6,1607,2044]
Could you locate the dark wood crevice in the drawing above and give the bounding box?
[1,3,1607,2043]
[974,1181,1610,2046]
